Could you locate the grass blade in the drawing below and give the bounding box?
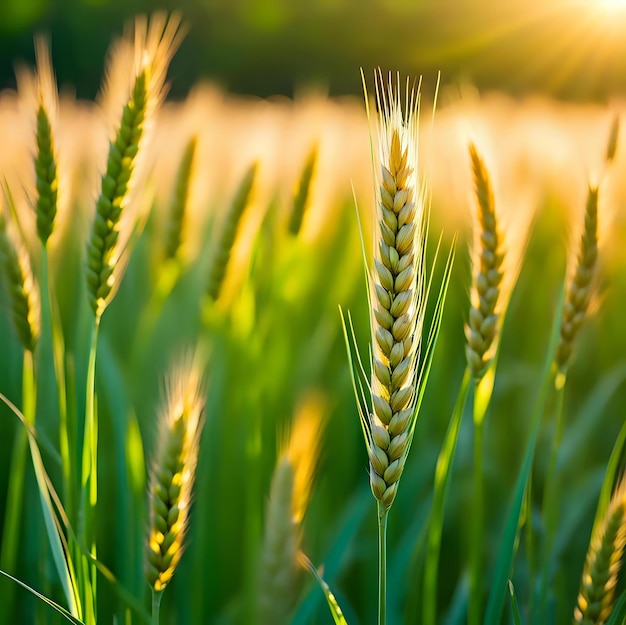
[298,552,349,625]
[0,389,81,617]
[483,278,566,625]
[423,367,471,625]
[0,569,84,625]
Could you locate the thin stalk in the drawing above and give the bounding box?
[41,246,73,521]
[80,318,100,625]
[0,350,37,623]
[537,372,567,620]
[152,589,163,625]
[469,394,484,625]
[244,401,262,625]
[378,504,388,625]
[423,368,472,625]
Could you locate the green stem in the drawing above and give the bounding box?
[42,246,73,523]
[378,504,388,625]
[0,350,37,623]
[80,317,100,625]
[152,589,163,625]
[537,373,566,620]
[244,401,262,625]
[423,368,472,625]
[469,378,484,625]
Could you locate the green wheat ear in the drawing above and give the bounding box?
[288,144,318,236]
[164,135,198,261]
[85,13,184,319]
[0,210,40,353]
[33,38,59,246]
[257,395,325,625]
[145,361,205,593]
[206,162,257,302]
[85,68,148,318]
[574,479,626,625]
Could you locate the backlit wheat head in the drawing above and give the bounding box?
[554,185,599,378]
[86,13,184,319]
[359,71,428,511]
[257,393,325,624]
[574,478,626,625]
[555,117,618,380]
[0,210,40,352]
[145,360,205,593]
[164,135,197,261]
[465,144,504,380]
[16,37,60,246]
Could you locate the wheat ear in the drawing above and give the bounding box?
[288,144,318,236]
[574,479,626,625]
[206,162,257,301]
[32,37,59,246]
[554,185,598,376]
[164,135,197,260]
[257,394,324,625]
[145,362,205,593]
[365,73,427,511]
[86,13,183,319]
[465,143,504,380]
[0,211,40,352]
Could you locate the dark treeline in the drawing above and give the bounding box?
[1,0,624,101]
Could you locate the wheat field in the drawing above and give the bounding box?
[0,15,626,625]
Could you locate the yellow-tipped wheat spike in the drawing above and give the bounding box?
[465,143,504,380]
[0,212,40,352]
[574,479,626,625]
[164,136,197,261]
[288,145,318,236]
[33,38,59,246]
[258,457,299,625]
[257,394,324,625]
[86,14,183,318]
[206,162,257,301]
[554,185,599,375]
[367,73,426,511]
[145,363,205,593]
[605,116,619,165]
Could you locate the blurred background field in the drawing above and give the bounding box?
[0,3,625,625]
[2,0,626,100]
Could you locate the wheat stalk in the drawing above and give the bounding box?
[85,13,184,319]
[32,37,59,246]
[145,361,205,594]
[0,211,40,353]
[554,185,599,377]
[364,72,427,512]
[164,135,197,261]
[206,162,257,302]
[257,394,324,625]
[574,479,626,625]
[288,144,317,236]
[465,143,504,380]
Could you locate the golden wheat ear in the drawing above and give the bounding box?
[145,361,205,593]
[574,478,626,625]
[256,394,325,625]
[363,70,427,512]
[554,184,599,378]
[465,143,504,380]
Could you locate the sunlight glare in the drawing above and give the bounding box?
[597,0,626,11]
